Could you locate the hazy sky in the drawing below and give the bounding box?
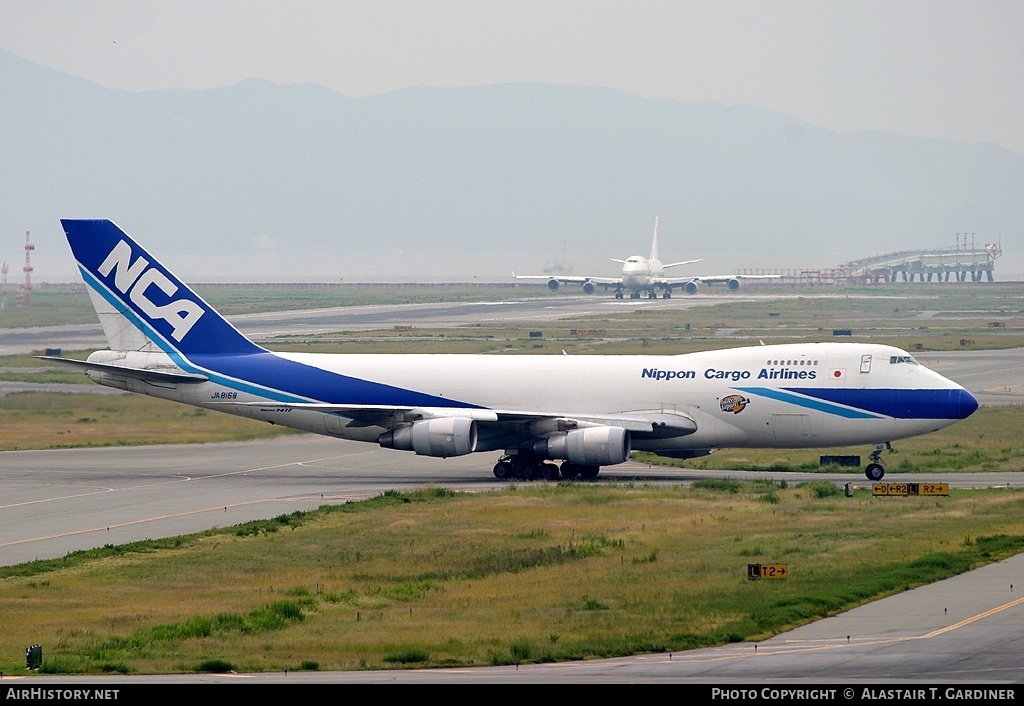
[3,0,1023,155]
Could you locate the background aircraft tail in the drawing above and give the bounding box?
[61,219,263,358]
[649,216,660,261]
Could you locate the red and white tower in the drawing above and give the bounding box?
[21,230,33,306]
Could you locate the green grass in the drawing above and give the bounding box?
[2,483,1023,675]
[0,391,298,451]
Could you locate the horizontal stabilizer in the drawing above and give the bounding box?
[36,356,209,383]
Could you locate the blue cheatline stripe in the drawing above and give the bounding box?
[736,386,976,420]
[782,387,976,420]
[734,387,880,419]
[80,265,482,409]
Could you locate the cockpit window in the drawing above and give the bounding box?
[889,355,919,365]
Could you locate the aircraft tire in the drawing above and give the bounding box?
[493,461,514,480]
[865,463,885,481]
[540,462,560,480]
[559,463,580,479]
[514,461,536,480]
[579,465,600,479]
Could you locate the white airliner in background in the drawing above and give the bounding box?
[515,217,778,298]
[46,220,978,482]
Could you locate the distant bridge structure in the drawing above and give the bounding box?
[738,234,1004,286]
[841,235,1002,284]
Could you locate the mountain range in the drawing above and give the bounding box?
[1,49,1020,281]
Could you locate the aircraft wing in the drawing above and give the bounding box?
[513,273,621,286]
[686,274,781,285]
[218,402,697,440]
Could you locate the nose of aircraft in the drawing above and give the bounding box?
[956,386,980,419]
[923,386,978,421]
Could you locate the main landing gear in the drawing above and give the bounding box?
[492,454,601,481]
[864,442,893,481]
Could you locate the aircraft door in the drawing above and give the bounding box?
[860,354,872,374]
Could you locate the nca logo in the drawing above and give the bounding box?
[98,240,204,342]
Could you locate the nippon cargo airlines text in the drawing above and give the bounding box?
[710,687,1016,700]
[4,688,120,700]
[642,366,818,381]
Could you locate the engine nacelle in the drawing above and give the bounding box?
[379,418,478,457]
[547,279,560,291]
[534,426,631,466]
[727,278,740,291]
[683,281,699,295]
[582,281,595,295]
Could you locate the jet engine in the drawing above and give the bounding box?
[682,281,699,295]
[582,281,595,294]
[547,279,560,291]
[379,418,478,457]
[727,278,740,291]
[534,426,631,466]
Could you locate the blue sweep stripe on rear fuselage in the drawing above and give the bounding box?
[190,351,486,409]
[80,265,481,409]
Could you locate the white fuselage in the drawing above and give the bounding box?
[88,342,975,455]
[620,256,662,290]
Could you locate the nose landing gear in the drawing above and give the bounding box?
[865,442,893,481]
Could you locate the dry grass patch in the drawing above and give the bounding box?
[0,392,298,450]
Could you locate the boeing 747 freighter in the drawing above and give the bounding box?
[46,220,978,482]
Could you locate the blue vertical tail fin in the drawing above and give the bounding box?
[61,219,263,358]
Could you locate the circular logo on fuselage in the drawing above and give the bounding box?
[720,394,749,414]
